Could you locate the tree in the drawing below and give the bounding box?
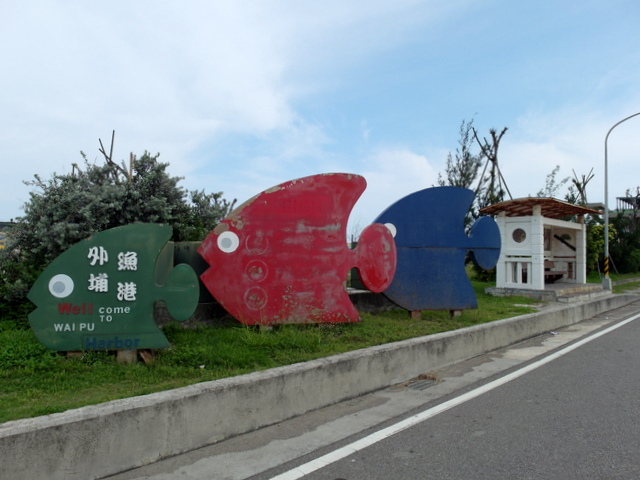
[437,119,483,190]
[0,145,235,320]
[437,121,510,212]
[587,223,616,274]
[563,169,602,275]
[182,189,237,241]
[536,165,569,198]
[437,120,509,281]
[437,119,485,229]
[12,152,234,265]
[566,169,594,206]
[472,126,510,209]
[610,187,640,273]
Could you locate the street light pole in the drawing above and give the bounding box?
[603,111,640,290]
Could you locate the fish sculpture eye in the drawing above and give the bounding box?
[48,274,74,298]
[217,231,240,253]
[384,223,397,238]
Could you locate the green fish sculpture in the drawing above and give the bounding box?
[28,223,199,351]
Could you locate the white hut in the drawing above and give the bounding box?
[480,198,602,299]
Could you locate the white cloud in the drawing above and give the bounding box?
[349,147,439,237]
[501,104,640,205]
[0,1,299,218]
[1,0,639,225]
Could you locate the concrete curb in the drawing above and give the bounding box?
[1,294,637,480]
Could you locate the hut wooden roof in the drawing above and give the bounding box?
[479,197,602,219]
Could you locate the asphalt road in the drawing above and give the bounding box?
[267,308,640,480]
[105,301,640,480]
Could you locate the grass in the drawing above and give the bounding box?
[0,279,540,424]
[586,270,640,293]
[613,281,640,294]
[586,271,640,283]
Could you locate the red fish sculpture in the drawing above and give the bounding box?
[198,173,396,325]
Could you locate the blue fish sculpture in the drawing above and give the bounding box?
[374,186,500,311]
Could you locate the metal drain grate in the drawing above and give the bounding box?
[407,378,438,390]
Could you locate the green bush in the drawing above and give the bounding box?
[0,330,58,369]
[0,248,39,330]
[0,149,235,329]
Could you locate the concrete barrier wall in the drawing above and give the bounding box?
[1,294,636,480]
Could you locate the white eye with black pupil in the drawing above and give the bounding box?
[217,231,240,253]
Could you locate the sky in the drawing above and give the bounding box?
[2,0,640,238]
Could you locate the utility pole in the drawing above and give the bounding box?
[603,111,640,290]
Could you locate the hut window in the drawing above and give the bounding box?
[512,228,527,243]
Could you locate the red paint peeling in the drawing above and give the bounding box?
[198,173,396,325]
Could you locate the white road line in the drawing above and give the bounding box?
[270,312,640,480]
